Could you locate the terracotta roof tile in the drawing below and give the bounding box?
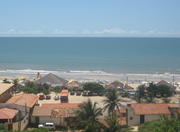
[42,103,82,109]
[60,90,69,96]
[0,83,13,95]
[131,104,170,115]
[6,93,38,108]
[32,104,79,117]
[0,108,18,119]
[32,106,52,116]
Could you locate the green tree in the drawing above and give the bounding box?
[135,85,146,103]
[12,79,22,93]
[52,86,62,94]
[2,78,11,84]
[83,82,104,93]
[139,118,180,132]
[157,84,172,97]
[102,115,123,132]
[76,99,102,131]
[103,89,122,115]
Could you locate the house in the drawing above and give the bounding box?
[6,93,39,126]
[31,103,82,127]
[60,90,69,103]
[127,103,173,126]
[0,108,19,130]
[0,103,30,131]
[0,83,14,103]
[35,73,68,87]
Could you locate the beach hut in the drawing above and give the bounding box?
[106,81,124,89]
[35,73,68,87]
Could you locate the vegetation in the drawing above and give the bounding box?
[139,118,180,132]
[21,81,50,95]
[0,128,50,132]
[136,83,173,103]
[83,82,105,93]
[102,115,127,132]
[103,89,122,115]
[76,99,102,131]
[2,78,11,84]
[51,86,62,94]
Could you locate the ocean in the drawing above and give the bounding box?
[0,37,180,77]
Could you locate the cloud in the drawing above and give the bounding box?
[0,28,180,37]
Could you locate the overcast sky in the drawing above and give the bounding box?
[0,0,180,37]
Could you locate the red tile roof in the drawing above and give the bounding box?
[60,90,68,96]
[0,108,18,119]
[32,106,52,117]
[131,104,171,115]
[33,103,81,117]
[42,103,82,109]
[6,93,38,108]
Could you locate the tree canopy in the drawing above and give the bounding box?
[136,83,173,103]
[83,82,105,93]
[139,118,180,132]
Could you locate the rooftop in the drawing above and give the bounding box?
[0,83,14,95]
[0,108,18,119]
[131,104,171,115]
[42,103,82,109]
[6,93,38,108]
[60,90,69,97]
[35,73,68,86]
[32,106,52,117]
[33,103,81,117]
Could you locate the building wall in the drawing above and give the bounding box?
[127,105,171,126]
[31,116,65,126]
[0,88,12,103]
[127,106,140,126]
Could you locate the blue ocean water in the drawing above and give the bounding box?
[0,37,180,74]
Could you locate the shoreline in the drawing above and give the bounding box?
[0,69,180,82]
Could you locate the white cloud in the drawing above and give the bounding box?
[0,28,180,37]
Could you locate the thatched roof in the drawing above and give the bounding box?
[65,81,81,88]
[107,81,124,88]
[35,73,67,86]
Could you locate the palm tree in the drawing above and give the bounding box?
[103,89,122,115]
[102,115,123,132]
[76,99,102,131]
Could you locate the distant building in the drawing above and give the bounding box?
[65,81,81,89]
[0,83,14,103]
[35,73,68,87]
[106,81,124,89]
[31,103,82,127]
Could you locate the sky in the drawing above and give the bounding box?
[0,0,180,37]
